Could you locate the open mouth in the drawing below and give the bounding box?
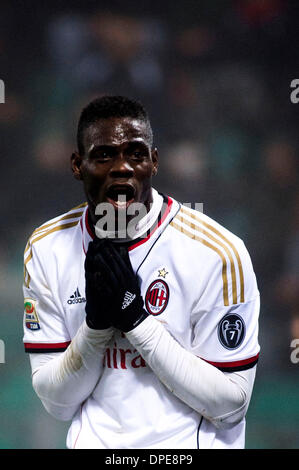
[105,184,136,210]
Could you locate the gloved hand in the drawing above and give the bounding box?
[84,238,113,330]
[92,239,149,332]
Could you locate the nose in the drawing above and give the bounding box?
[109,154,134,178]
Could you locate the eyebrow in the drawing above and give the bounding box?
[88,144,118,157]
[88,140,150,156]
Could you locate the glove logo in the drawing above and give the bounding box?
[218,313,245,349]
[122,291,136,310]
[145,279,169,316]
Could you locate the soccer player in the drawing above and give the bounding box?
[23,96,260,449]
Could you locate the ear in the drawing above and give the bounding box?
[71,152,83,180]
[151,147,159,176]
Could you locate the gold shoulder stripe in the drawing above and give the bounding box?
[170,219,229,306]
[70,202,88,210]
[26,221,80,260]
[31,221,79,245]
[24,262,31,289]
[180,206,245,303]
[24,220,80,288]
[25,210,84,255]
[31,211,84,237]
[176,212,238,304]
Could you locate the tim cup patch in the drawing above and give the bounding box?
[218,313,245,350]
[145,279,169,316]
[24,298,40,331]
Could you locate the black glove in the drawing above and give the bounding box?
[92,239,149,332]
[84,238,113,329]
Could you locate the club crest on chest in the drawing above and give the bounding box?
[145,279,169,316]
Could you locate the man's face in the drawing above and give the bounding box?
[71,117,158,226]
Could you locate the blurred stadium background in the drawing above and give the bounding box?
[0,0,298,449]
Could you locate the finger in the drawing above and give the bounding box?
[94,271,115,298]
[94,271,102,285]
[106,242,133,274]
[93,237,108,251]
[85,239,100,271]
[85,238,108,272]
[93,240,126,282]
[93,250,121,289]
[97,279,114,298]
[102,242,132,285]
[84,251,94,273]
[118,245,132,267]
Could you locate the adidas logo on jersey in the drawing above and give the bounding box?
[121,291,136,310]
[67,287,86,305]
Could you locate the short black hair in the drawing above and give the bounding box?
[77,95,153,155]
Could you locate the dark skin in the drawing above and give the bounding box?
[71,117,159,231]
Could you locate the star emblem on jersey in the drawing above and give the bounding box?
[158,268,168,278]
[218,313,245,350]
[145,279,169,316]
[121,291,136,310]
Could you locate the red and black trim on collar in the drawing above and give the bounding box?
[24,341,71,353]
[201,353,259,372]
[128,194,173,251]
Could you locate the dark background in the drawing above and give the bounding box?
[0,0,298,448]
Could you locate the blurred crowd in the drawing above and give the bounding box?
[0,0,298,371]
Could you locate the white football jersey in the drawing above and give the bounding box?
[23,188,260,449]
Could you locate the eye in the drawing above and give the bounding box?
[132,151,143,159]
[98,152,111,160]
[128,146,149,161]
[92,151,113,162]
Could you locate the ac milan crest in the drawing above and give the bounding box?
[145,279,169,316]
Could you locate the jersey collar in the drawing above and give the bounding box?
[80,189,179,255]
